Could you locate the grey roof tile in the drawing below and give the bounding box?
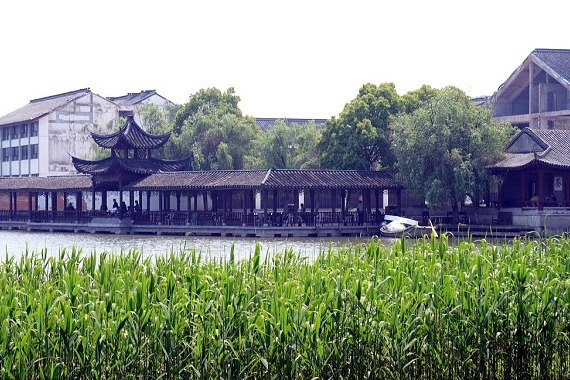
[0,88,91,126]
[532,49,570,86]
[0,175,92,191]
[125,169,401,191]
[91,115,171,149]
[107,90,159,106]
[490,128,570,170]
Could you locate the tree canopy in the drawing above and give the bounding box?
[319,83,400,170]
[391,86,516,217]
[251,120,322,169]
[172,88,242,135]
[167,88,260,170]
[138,103,179,135]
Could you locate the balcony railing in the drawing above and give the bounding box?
[0,209,384,228]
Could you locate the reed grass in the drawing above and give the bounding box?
[1,234,570,378]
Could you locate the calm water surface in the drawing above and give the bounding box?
[0,230,390,262]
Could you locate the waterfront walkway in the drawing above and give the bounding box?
[0,209,535,239]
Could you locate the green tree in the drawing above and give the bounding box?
[400,84,437,113]
[319,83,400,170]
[252,120,322,169]
[172,87,242,135]
[138,103,180,135]
[167,91,260,170]
[391,86,516,221]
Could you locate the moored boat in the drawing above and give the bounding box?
[380,215,437,238]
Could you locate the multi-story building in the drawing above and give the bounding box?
[492,48,570,129]
[0,88,171,178]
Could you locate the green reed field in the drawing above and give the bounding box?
[2,234,570,379]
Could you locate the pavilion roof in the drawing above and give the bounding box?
[91,115,171,150]
[489,128,570,171]
[0,169,401,193]
[72,155,191,175]
[0,175,92,192]
[125,169,402,191]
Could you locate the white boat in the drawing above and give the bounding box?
[380,215,437,238]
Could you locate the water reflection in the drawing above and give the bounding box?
[0,230,385,262]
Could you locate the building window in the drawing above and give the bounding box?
[20,124,28,138]
[11,146,18,161]
[20,145,28,160]
[2,148,9,162]
[30,122,39,137]
[2,127,9,141]
[11,126,17,140]
[30,144,38,159]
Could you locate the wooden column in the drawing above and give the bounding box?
[76,191,82,222]
[158,191,164,224]
[521,172,527,207]
[272,189,278,215]
[538,168,544,210]
[243,189,248,225]
[396,189,402,215]
[310,189,315,226]
[262,189,269,225]
[363,189,371,224]
[129,191,135,218]
[91,184,96,213]
[186,190,191,225]
[293,189,299,225]
[529,62,534,126]
[375,189,380,212]
[102,191,108,212]
[51,192,57,222]
[118,178,124,212]
[28,192,32,221]
[9,192,13,220]
[331,189,332,223]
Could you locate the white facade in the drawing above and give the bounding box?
[0,89,171,177]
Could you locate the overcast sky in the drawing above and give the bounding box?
[1,0,569,119]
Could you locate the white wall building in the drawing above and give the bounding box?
[0,88,172,178]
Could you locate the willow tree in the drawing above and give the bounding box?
[251,119,322,169]
[391,86,516,221]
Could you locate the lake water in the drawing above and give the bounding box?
[0,230,388,262]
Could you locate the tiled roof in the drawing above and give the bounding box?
[125,169,402,191]
[72,155,191,175]
[0,88,91,126]
[91,115,171,149]
[255,118,327,131]
[107,90,159,106]
[532,49,570,87]
[125,170,269,191]
[0,169,401,192]
[489,128,570,171]
[0,175,92,192]
[261,169,400,189]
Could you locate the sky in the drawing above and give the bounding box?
[1,0,570,120]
